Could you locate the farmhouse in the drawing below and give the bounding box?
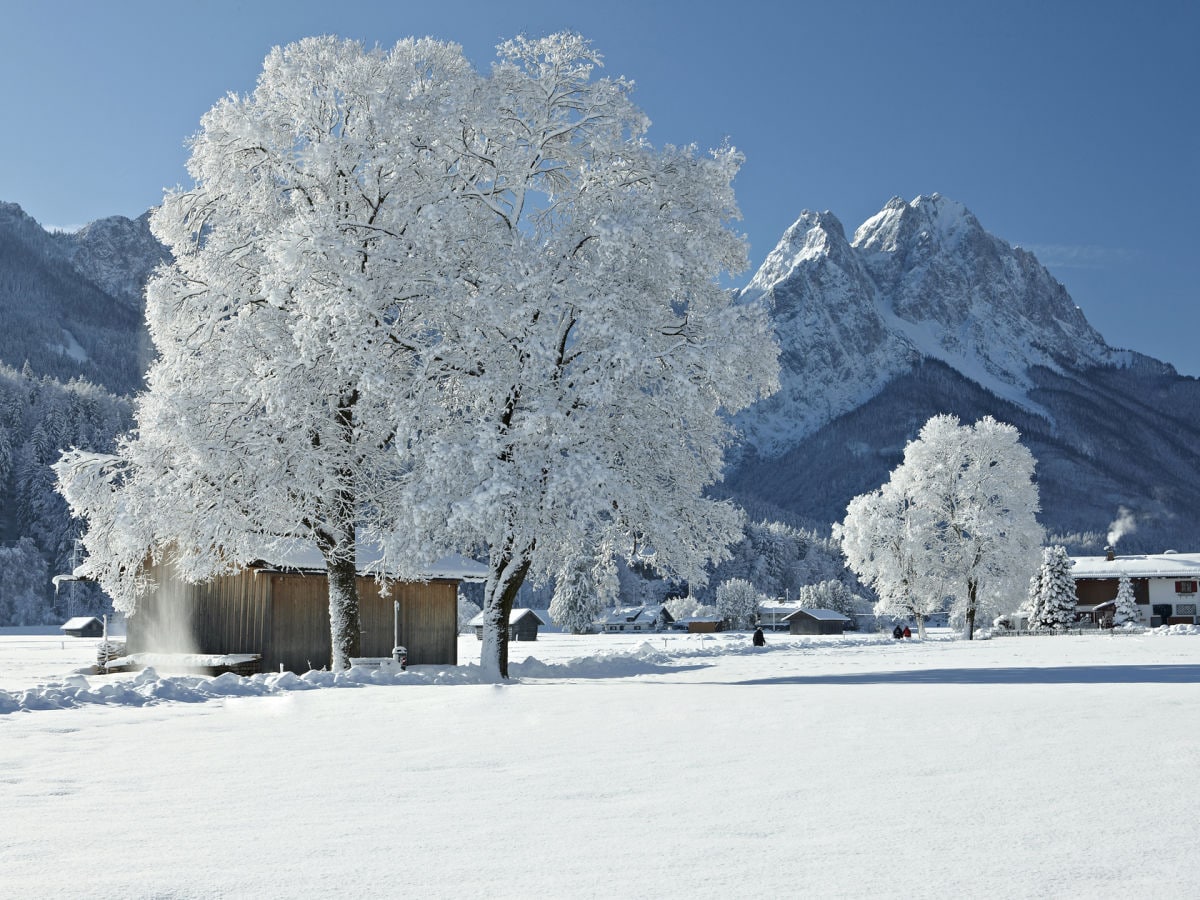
[783,608,850,636]
[104,545,487,673]
[596,604,674,633]
[1071,549,1200,627]
[469,608,546,641]
[758,599,802,632]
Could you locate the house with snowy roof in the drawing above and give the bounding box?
[468,608,546,641]
[596,604,674,633]
[59,616,104,638]
[1071,548,1200,627]
[783,608,850,636]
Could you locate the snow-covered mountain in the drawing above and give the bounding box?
[0,201,164,394]
[737,194,1130,454]
[728,194,1200,552]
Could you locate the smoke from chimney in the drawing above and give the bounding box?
[1106,507,1136,548]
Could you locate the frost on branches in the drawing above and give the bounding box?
[55,34,778,676]
[1027,546,1076,631]
[836,415,1043,640]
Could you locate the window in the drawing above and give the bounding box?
[1176,603,1197,616]
[1175,581,1197,594]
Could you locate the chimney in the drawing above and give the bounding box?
[1105,546,1115,561]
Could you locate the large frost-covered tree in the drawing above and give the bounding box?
[837,415,1042,640]
[55,34,777,675]
[835,479,946,638]
[892,415,1043,639]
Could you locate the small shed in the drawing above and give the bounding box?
[784,608,850,636]
[470,608,547,641]
[681,616,726,633]
[60,616,103,638]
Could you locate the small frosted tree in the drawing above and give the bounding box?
[715,578,762,630]
[1028,546,1076,631]
[549,550,618,635]
[1113,574,1139,626]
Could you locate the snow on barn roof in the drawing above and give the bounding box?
[782,608,850,622]
[467,608,546,627]
[1071,552,1200,580]
[253,539,489,582]
[60,616,101,631]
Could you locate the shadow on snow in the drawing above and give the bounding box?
[732,664,1200,686]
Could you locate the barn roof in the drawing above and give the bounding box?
[467,608,546,627]
[60,616,101,631]
[1071,552,1200,580]
[253,540,489,582]
[782,608,850,622]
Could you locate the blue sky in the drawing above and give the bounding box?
[2,0,1196,373]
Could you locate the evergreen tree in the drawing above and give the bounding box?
[550,551,618,635]
[1029,546,1076,631]
[1113,574,1139,626]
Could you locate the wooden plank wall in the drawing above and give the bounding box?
[130,560,458,673]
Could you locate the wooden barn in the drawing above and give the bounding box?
[469,608,546,641]
[123,549,486,673]
[60,616,104,638]
[784,608,850,636]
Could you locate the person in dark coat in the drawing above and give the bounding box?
[752,626,765,647]
[892,624,904,639]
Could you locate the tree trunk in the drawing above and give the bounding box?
[480,550,532,680]
[319,526,361,670]
[964,579,978,640]
[915,613,927,640]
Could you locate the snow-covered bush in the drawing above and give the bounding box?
[550,552,618,635]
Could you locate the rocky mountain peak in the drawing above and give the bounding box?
[736,194,1121,458]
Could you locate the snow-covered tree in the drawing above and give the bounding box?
[837,415,1042,640]
[1113,574,1139,626]
[835,479,946,638]
[550,549,618,634]
[1027,546,1076,631]
[714,578,763,630]
[55,34,777,675]
[664,594,719,621]
[892,415,1043,639]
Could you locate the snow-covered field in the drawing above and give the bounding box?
[4,627,1199,899]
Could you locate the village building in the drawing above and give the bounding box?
[596,604,674,633]
[468,608,546,641]
[1071,548,1200,627]
[783,608,851,636]
[757,599,802,632]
